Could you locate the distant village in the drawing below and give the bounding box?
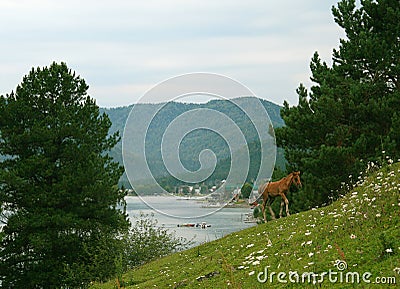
[124,179,261,208]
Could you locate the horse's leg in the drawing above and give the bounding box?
[279,198,284,218]
[261,195,268,222]
[281,194,290,216]
[267,197,276,220]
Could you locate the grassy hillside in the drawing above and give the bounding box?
[92,162,400,288]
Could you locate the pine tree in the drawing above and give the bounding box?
[0,62,129,288]
[276,0,400,209]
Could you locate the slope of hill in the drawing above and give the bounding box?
[92,162,400,288]
[101,97,285,188]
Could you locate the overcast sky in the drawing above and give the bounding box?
[0,0,345,107]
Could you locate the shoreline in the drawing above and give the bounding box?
[126,195,254,209]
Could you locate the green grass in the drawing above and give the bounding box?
[92,163,400,288]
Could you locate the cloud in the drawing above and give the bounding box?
[0,0,344,107]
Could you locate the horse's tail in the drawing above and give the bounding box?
[258,181,270,193]
[254,180,271,202]
[254,182,270,203]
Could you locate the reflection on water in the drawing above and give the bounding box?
[125,196,256,246]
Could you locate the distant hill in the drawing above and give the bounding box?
[100,97,285,189]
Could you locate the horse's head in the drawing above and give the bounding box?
[292,171,302,188]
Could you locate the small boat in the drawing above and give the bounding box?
[197,222,212,229]
[177,223,196,227]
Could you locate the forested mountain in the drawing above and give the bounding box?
[101,97,285,189]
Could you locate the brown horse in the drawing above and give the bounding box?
[258,171,302,222]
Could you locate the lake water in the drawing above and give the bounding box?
[125,196,256,246]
